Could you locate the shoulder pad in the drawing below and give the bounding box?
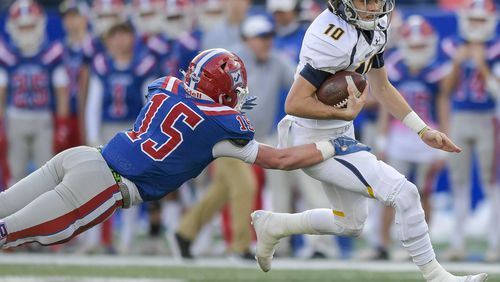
[193,101,241,117]
[301,12,353,72]
[0,41,17,66]
[148,76,183,94]
[135,54,156,76]
[147,35,170,55]
[92,53,108,75]
[487,39,500,60]
[41,41,64,65]
[385,50,404,81]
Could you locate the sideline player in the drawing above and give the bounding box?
[375,15,447,259]
[250,1,487,281]
[0,48,367,250]
[438,0,500,262]
[0,0,69,185]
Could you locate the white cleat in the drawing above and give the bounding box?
[433,273,489,282]
[251,210,281,272]
[463,273,488,282]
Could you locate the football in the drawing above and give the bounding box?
[316,71,367,108]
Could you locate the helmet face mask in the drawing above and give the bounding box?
[91,0,126,36]
[329,0,395,31]
[458,0,497,43]
[183,49,248,111]
[398,16,437,70]
[132,0,165,36]
[7,0,46,55]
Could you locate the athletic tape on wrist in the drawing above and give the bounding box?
[315,141,335,160]
[402,111,427,135]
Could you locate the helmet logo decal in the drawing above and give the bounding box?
[230,69,244,88]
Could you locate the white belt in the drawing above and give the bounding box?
[278,115,352,148]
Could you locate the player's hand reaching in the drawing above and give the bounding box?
[420,128,461,153]
[241,96,257,113]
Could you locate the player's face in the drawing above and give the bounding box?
[245,35,273,62]
[224,0,250,20]
[272,10,296,28]
[107,30,134,55]
[352,0,384,20]
[63,11,88,36]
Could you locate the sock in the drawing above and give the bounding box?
[401,233,436,266]
[270,209,344,237]
[419,259,454,281]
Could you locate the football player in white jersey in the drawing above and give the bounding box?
[251,1,487,281]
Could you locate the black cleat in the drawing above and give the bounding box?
[174,233,193,259]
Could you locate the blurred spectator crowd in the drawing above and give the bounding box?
[0,0,499,264]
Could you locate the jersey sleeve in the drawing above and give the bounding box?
[212,139,259,164]
[202,108,255,142]
[299,15,351,74]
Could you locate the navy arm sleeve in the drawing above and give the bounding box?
[299,63,332,89]
[371,52,385,69]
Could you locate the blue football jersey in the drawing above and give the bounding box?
[102,76,255,201]
[274,24,308,64]
[146,32,201,78]
[91,46,157,122]
[387,51,447,124]
[0,40,64,111]
[441,36,499,112]
[63,40,86,115]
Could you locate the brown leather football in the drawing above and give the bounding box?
[316,71,367,108]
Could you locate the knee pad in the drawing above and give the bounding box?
[333,218,365,237]
[340,225,364,237]
[392,181,428,241]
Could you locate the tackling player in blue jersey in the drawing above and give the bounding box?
[0,48,367,249]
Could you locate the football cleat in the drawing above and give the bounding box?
[462,273,488,282]
[251,210,281,272]
[330,136,371,156]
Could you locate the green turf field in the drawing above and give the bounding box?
[0,264,499,282]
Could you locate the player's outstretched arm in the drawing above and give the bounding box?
[212,137,370,171]
[367,67,461,153]
[285,76,365,121]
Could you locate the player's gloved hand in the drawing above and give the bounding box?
[241,96,257,112]
[54,116,71,153]
[330,136,371,156]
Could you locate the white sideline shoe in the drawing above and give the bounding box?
[251,210,281,272]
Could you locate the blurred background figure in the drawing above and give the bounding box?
[196,0,225,32]
[370,15,447,261]
[438,0,500,262]
[0,0,69,187]
[202,0,251,51]
[267,0,307,63]
[90,0,127,38]
[59,0,90,151]
[131,0,165,38]
[81,22,157,254]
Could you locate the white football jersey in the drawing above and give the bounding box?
[293,9,388,129]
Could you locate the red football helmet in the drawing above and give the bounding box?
[398,15,438,69]
[131,0,165,35]
[458,0,497,42]
[183,49,249,110]
[91,0,127,36]
[7,0,46,53]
